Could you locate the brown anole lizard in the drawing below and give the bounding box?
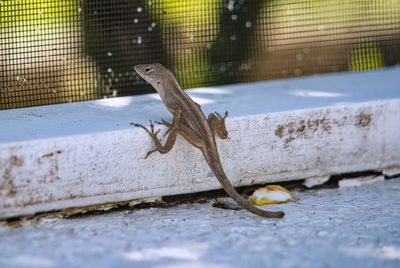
[132,63,284,218]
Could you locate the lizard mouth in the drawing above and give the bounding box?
[133,65,146,78]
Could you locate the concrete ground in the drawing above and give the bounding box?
[0,179,399,268]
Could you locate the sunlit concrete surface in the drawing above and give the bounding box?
[0,179,399,268]
[1,67,400,219]
[1,66,400,143]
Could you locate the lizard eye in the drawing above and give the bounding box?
[144,67,152,73]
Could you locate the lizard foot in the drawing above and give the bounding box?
[215,110,229,120]
[131,120,162,159]
[131,120,161,137]
[209,110,229,139]
[155,119,173,137]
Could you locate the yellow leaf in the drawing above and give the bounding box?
[249,185,296,206]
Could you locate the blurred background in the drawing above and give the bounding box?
[1,0,400,110]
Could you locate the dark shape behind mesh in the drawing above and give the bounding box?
[1,0,400,110]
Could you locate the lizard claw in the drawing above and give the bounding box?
[155,119,172,127]
[155,119,173,137]
[149,121,162,138]
[144,149,157,159]
[132,120,161,138]
[131,122,143,127]
[131,122,152,135]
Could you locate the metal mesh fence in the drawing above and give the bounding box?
[1,0,400,110]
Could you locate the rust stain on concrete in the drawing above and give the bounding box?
[42,152,54,158]
[0,155,24,198]
[275,125,285,139]
[274,114,345,148]
[10,155,24,167]
[355,112,372,127]
[42,150,63,158]
[37,150,63,184]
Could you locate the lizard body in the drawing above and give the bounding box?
[132,63,284,218]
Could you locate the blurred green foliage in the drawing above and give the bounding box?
[1,0,80,26]
[349,42,384,71]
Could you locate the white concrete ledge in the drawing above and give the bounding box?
[1,67,400,219]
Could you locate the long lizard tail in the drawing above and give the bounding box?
[206,158,285,218]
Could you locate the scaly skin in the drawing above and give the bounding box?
[132,63,284,218]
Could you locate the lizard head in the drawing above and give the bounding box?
[134,63,182,108]
[134,63,166,92]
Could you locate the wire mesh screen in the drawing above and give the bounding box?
[1,0,400,110]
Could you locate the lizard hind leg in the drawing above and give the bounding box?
[208,110,229,139]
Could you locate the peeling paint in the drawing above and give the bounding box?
[42,150,63,158]
[275,125,285,138]
[36,150,62,184]
[273,109,376,150]
[0,156,25,198]
[42,152,54,158]
[355,112,372,127]
[284,136,295,148]
[274,114,339,147]
[10,156,24,167]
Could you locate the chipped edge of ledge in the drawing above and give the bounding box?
[3,169,399,226]
[1,97,400,220]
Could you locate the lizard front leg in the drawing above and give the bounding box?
[208,111,229,139]
[132,108,183,159]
